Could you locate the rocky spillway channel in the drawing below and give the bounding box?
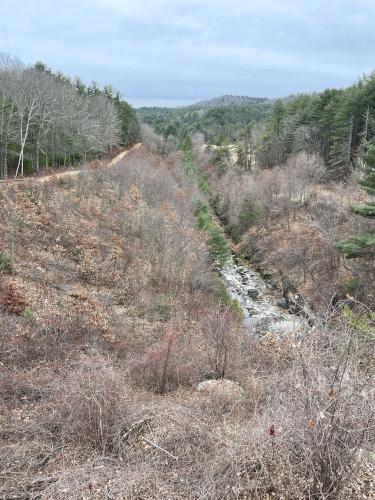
[221,257,307,336]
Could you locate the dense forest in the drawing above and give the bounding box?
[257,75,375,176]
[0,54,140,178]
[137,97,271,145]
[192,95,271,108]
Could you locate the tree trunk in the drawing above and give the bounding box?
[15,100,36,178]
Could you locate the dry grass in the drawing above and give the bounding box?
[0,148,374,499]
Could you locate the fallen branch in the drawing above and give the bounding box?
[141,436,178,460]
[121,418,151,442]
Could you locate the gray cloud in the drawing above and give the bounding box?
[1,0,374,106]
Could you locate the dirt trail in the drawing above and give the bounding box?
[38,143,143,183]
[0,143,143,185]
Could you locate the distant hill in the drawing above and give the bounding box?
[191,95,271,108]
[137,95,272,145]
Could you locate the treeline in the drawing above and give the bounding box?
[255,74,375,259]
[0,53,140,178]
[258,73,375,178]
[139,74,375,182]
[137,100,271,145]
[192,95,270,108]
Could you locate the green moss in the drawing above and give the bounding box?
[218,286,244,319]
[0,251,12,273]
[343,305,375,340]
[344,278,361,295]
[195,200,230,266]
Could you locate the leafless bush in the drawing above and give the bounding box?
[140,123,164,153]
[41,404,215,499]
[287,151,327,184]
[197,321,375,499]
[0,315,31,367]
[129,325,202,393]
[0,368,52,407]
[130,330,179,394]
[51,355,131,454]
[214,151,327,239]
[199,306,244,379]
[129,304,245,394]
[268,326,374,498]
[0,440,59,499]
[40,460,167,500]
[1,310,106,366]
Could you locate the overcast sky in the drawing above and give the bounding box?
[1,0,375,107]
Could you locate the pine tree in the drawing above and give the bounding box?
[350,141,375,217]
[111,97,140,146]
[336,140,375,258]
[360,141,375,195]
[328,85,366,178]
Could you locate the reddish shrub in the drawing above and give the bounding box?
[0,279,28,315]
[130,330,195,393]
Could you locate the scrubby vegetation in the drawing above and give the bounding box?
[138,74,375,317]
[144,73,375,316]
[204,150,373,308]
[0,135,374,498]
[1,56,374,498]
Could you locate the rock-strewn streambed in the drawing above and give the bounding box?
[221,256,308,336]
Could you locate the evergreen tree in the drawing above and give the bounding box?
[336,139,375,258]
[335,233,375,259]
[360,141,375,195]
[114,99,141,146]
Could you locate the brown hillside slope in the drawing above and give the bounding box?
[0,148,373,499]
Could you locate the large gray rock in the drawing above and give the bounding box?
[247,288,259,300]
[276,298,289,309]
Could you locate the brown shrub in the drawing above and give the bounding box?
[0,440,58,499]
[193,322,375,499]
[129,305,245,394]
[51,355,130,454]
[40,460,167,500]
[0,279,28,314]
[198,306,245,380]
[129,328,199,393]
[0,368,52,408]
[0,309,107,367]
[90,159,103,169]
